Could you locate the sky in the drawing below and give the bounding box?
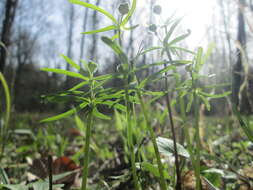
[37,0,219,68]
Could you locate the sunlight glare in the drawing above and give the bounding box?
[140,0,216,48]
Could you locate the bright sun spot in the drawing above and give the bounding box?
[160,0,215,48]
[140,0,216,49]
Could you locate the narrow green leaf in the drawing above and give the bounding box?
[0,72,11,137]
[96,92,124,100]
[0,41,8,53]
[203,168,225,176]
[82,25,117,35]
[121,0,137,27]
[171,60,192,66]
[164,18,181,43]
[0,168,9,184]
[68,81,89,91]
[61,54,80,70]
[195,47,204,71]
[40,102,88,122]
[111,32,119,40]
[198,94,211,111]
[75,115,85,132]
[114,109,124,131]
[167,29,191,46]
[143,90,165,96]
[199,91,231,99]
[93,107,111,120]
[186,92,194,112]
[233,105,253,143]
[93,74,113,81]
[69,0,117,24]
[99,101,126,112]
[170,46,195,55]
[137,46,163,57]
[122,24,139,30]
[101,36,128,65]
[113,103,126,112]
[41,68,89,80]
[139,65,176,88]
[204,83,231,89]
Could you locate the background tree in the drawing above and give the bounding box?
[0,0,18,73]
[65,3,75,89]
[232,0,252,113]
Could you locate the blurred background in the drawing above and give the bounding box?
[0,0,252,114]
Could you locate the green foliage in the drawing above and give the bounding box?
[233,106,253,143]
[37,1,234,190]
[0,72,11,159]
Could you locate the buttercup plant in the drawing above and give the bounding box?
[41,58,127,190]
[40,0,232,189]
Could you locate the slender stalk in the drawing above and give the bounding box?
[193,92,201,190]
[118,15,139,188]
[48,155,53,190]
[190,65,201,190]
[81,109,93,190]
[136,90,167,190]
[124,83,140,190]
[179,96,195,171]
[0,72,11,161]
[164,48,182,190]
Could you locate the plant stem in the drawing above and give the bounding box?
[189,64,201,190]
[81,109,93,190]
[193,92,201,190]
[48,155,53,190]
[164,48,182,190]
[0,72,11,161]
[179,96,195,174]
[125,87,140,190]
[136,90,167,190]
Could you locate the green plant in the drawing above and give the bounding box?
[39,1,234,189]
[41,58,126,189]
[0,72,11,160]
[232,105,253,143]
[144,16,231,189]
[180,47,231,189]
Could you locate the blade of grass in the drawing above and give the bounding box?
[0,72,11,159]
[82,25,117,35]
[41,68,89,81]
[69,0,117,24]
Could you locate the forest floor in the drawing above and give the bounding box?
[1,112,253,190]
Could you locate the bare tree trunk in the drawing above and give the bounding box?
[89,0,101,61]
[232,0,251,113]
[79,0,89,65]
[65,3,75,88]
[0,0,18,73]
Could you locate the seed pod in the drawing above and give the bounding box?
[149,24,157,32]
[118,3,129,15]
[153,5,162,15]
